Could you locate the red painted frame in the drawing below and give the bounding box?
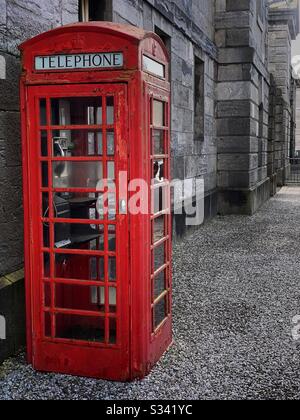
[20,22,171,381]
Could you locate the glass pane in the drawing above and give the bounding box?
[109,318,117,344]
[52,193,103,220]
[51,97,102,126]
[153,100,165,127]
[92,256,105,281]
[154,243,165,272]
[109,287,117,312]
[41,131,48,157]
[87,132,95,156]
[96,194,105,220]
[44,312,51,337]
[106,97,114,125]
[52,130,103,157]
[153,130,165,155]
[40,99,47,126]
[43,222,50,248]
[154,297,167,329]
[52,194,71,219]
[54,223,104,250]
[90,287,117,313]
[108,257,116,281]
[108,193,116,220]
[52,161,103,189]
[90,237,105,251]
[42,162,48,188]
[108,225,116,252]
[91,287,97,305]
[152,184,168,214]
[88,106,102,125]
[96,193,116,220]
[55,283,104,312]
[99,256,105,280]
[90,257,98,280]
[154,270,166,300]
[54,254,105,281]
[42,193,49,217]
[97,132,103,155]
[55,314,105,343]
[153,215,165,244]
[107,162,115,181]
[107,130,115,156]
[44,283,51,308]
[43,253,50,278]
[90,286,105,307]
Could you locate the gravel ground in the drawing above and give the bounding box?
[1,186,300,400]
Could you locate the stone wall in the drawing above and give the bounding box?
[289,78,297,158]
[0,0,78,277]
[112,0,218,237]
[268,5,298,185]
[0,0,78,364]
[0,269,25,364]
[216,0,270,215]
[296,89,300,153]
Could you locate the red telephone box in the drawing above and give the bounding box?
[19,22,172,381]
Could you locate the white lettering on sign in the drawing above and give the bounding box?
[35,52,124,71]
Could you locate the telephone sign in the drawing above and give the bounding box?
[35,52,124,71]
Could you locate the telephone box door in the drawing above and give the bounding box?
[25,84,130,380]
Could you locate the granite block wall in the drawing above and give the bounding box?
[295,88,300,153]
[216,0,270,215]
[268,9,296,186]
[0,0,78,277]
[112,0,218,237]
[0,270,25,363]
[0,0,78,363]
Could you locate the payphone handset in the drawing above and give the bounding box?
[154,159,164,182]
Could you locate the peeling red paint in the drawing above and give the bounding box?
[20,22,172,381]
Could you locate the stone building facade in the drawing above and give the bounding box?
[0,0,299,361]
[216,0,271,214]
[0,0,78,277]
[268,0,299,187]
[0,0,79,362]
[112,0,219,236]
[296,88,300,154]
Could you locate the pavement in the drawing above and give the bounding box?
[1,186,300,400]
